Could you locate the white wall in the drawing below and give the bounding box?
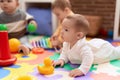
[19,0,54,11]
[113,0,120,40]
[0,7,1,13]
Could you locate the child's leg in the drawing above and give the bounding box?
[94,43,120,64]
[111,46,120,60]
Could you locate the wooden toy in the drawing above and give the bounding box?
[31,37,52,49]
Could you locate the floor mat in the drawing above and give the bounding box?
[1,35,120,80]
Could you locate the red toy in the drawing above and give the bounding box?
[32,47,44,54]
[0,30,17,66]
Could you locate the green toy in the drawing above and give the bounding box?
[0,24,7,31]
[27,23,37,32]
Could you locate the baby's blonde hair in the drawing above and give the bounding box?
[65,14,89,36]
[52,0,72,11]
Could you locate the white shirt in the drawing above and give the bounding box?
[59,37,120,75]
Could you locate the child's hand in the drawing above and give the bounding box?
[50,35,59,47]
[53,59,64,67]
[69,69,84,77]
[50,35,62,49]
[27,20,37,32]
[51,34,58,41]
[18,45,30,56]
[30,20,37,28]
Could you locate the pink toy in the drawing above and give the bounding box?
[0,31,17,66]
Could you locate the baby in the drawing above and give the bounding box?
[51,0,74,49]
[53,14,120,77]
[0,0,37,55]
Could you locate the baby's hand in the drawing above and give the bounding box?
[30,20,37,28]
[50,35,62,49]
[69,69,84,77]
[50,34,58,41]
[27,20,37,33]
[53,59,64,67]
[51,35,58,46]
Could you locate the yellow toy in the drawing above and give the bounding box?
[37,57,54,75]
[16,75,32,80]
[9,38,21,53]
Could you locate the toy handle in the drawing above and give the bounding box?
[0,24,7,31]
[27,23,37,32]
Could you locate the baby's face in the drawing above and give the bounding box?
[53,7,68,22]
[0,0,19,14]
[61,18,78,43]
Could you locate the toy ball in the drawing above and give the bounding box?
[16,75,32,80]
[0,24,7,31]
[9,38,21,53]
[27,23,37,32]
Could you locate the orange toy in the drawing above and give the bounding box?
[9,38,21,53]
[37,57,54,75]
[32,47,44,54]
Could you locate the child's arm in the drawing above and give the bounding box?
[58,42,69,63]
[53,42,69,66]
[25,13,38,28]
[26,13,34,20]
[69,50,94,77]
[58,52,68,63]
[78,51,93,75]
[50,24,62,48]
[52,23,62,38]
[27,18,37,33]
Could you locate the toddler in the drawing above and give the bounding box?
[53,14,120,77]
[51,0,74,49]
[0,0,37,55]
